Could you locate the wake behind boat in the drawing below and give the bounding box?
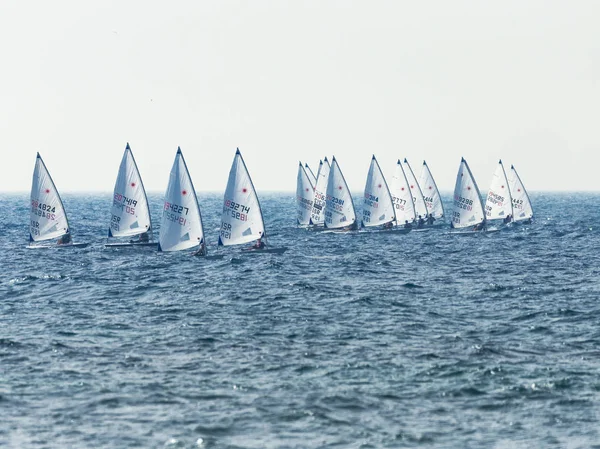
[105,143,156,248]
[28,153,88,249]
[219,148,287,254]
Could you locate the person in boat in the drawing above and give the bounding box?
[252,237,266,250]
[130,232,150,243]
[404,220,412,229]
[416,215,425,228]
[503,214,512,224]
[473,222,486,231]
[426,214,436,225]
[57,233,72,245]
[383,221,394,229]
[192,242,207,257]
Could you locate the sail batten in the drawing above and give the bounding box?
[509,164,534,221]
[109,144,153,239]
[296,162,315,225]
[29,153,70,242]
[485,160,514,221]
[219,148,265,246]
[419,161,445,220]
[158,148,205,252]
[451,158,486,229]
[362,155,395,227]
[325,157,356,229]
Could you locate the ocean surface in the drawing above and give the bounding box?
[1,192,600,449]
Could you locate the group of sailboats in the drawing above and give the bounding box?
[450,158,534,231]
[28,145,284,255]
[296,156,446,232]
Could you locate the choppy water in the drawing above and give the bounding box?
[1,192,600,448]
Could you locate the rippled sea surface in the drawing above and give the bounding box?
[2,192,600,448]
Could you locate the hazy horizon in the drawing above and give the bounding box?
[2,1,599,193]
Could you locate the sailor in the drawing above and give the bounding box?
[427,213,435,225]
[193,242,207,256]
[57,233,72,245]
[383,221,394,229]
[473,222,486,231]
[416,215,425,228]
[404,220,412,229]
[252,237,266,250]
[503,214,512,224]
[131,232,150,243]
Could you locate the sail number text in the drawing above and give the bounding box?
[31,200,56,220]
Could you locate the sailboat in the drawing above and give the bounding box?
[219,148,286,254]
[419,160,445,221]
[158,147,207,253]
[484,160,514,224]
[28,153,88,248]
[296,162,315,226]
[324,156,357,230]
[304,163,317,186]
[309,157,330,226]
[451,157,486,230]
[106,143,155,247]
[389,159,416,229]
[508,164,534,223]
[362,155,396,228]
[403,158,429,221]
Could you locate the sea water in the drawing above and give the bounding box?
[1,192,600,448]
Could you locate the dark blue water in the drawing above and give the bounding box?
[1,192,600,448]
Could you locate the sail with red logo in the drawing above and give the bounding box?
[508,164,534,223]
[484,160,514,222]
[158,148,205,252]
[296,162,315,226]
[362,155,395,228]
[324,156,357,230]
[107,143,153,244]
[389,159,417,226]
[451,157,486,229]
[419,160,445,220]
[219,148,266,246]
[28,153,87,248]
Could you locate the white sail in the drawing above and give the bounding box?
[403,158,429,219]
[325,156,357,229]
[158,148,205,252]
[451,157,486,229]
[310,157,330,225]
[305,163,317,186]
[362,155,395,227]
[389,159,417,225]
[509,164,534,221]
[219,148,265,246]
[29,153,70,242]
[296,162,314,226]
[484,160,514,221]
[109,143,153,238]
[419,161,445,219]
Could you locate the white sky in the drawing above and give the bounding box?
[1,0,599,193]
